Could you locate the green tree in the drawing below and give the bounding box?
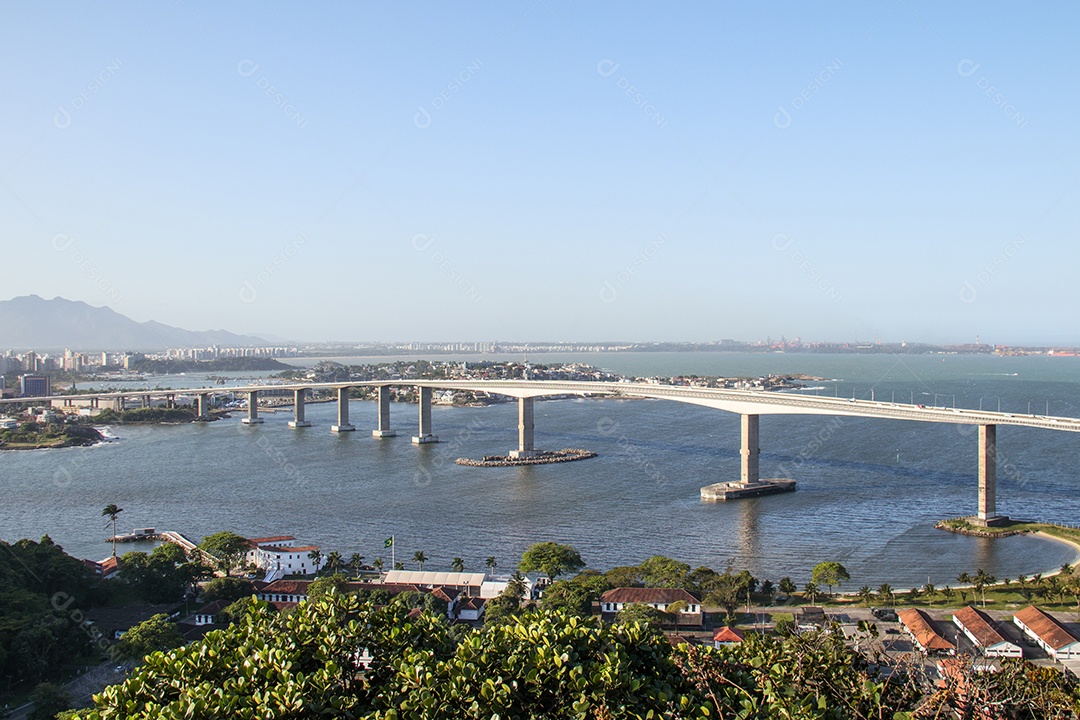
[451,557,464,573]
[778,576,797,597]
[373,557,384,572]
[604,564,644,588]
[101,504,123,559]
[28,682,72,720]
[803,580,820,604]
[324,550,343,574]
[308,573,351,599]
[638,555,690,588]
[112,613,184,662]
[198,531,250,577]
[517,541,584,581]
[877,583,894,606]
[973,568,996,607]
[484,556,497,578]
[810,561,850,597]
[307,548,323,572]
[856,585,874,606]
[348,553,365,574]
[201,576,255,605]
[412,550,428,571]
[614,602,668,629]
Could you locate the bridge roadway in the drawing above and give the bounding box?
[7,379,1077,523]
[7,379,1078,432]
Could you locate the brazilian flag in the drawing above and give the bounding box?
[384,536,394,548]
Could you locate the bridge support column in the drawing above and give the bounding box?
[112,397,124,412]
[197,393,210,418]
[373,386,396,437]
[412,387,439,444]
[90,397,98,409]
[331,387,354,432]
[142,395,150,408]
[167,394,176,409]
[974,424,1008,526]
[289,389,311,428]
[509,396,538,459]
[740,414,760,485]
[241,390,263,424]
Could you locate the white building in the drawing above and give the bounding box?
[1013,606,1080,661]
[245,536,322,577]
[952,606,1022,659]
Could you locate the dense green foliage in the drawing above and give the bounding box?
[94,407,200,423]
[0,422,102,448]
[117,544,206,603]
[112,614,184,662]
[197,531,250,576]
[200,576,255,605]
[72,592,1080,719]
[518,541,586,580]
[0,537,104,698]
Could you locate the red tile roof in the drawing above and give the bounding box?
[261,579,312,595]
[898,609,954,653]
[1014,606,1080,651]
[712,626,745,643]
[953,606,1009,648]
[247,535,296,546]
[600,588,700,606]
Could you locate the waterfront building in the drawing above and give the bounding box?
[381,569,488,597]
[952,606,1023,658]
[898,608,955,655]
[1012,605,1080,660]
[599,587,703,627]
[245,536,322,577]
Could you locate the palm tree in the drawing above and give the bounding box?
[102,504,123,558]
[413,550,427,571]
[505,571,528,602]
[760,579,775,604]
[856,585,873,607]
[973,569,995,607]
[451,557,464,573]
[778,577,797,597]
[373,557,384,572]
[394,561,404,570]
[485,556,497,578]
[326,551,343,574]
[877,583,893,607]
[957,571,971,586]
[941,585,955,605]
[307,549,323,573]
[922,583,935,607]
[349,553,365,574]
[803,581,819,604]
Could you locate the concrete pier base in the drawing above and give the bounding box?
[241,417,264,425]
[289,389,311,428]
[508,397,538,459]
[242,390,263,424]
[289,420,312,428]
[373,429,397,437]
[412,434,439,444]
[331,424,355,433]
[701,478,796,501]
[331,388,353,433]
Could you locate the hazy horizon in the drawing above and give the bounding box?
[4,4,1078,345]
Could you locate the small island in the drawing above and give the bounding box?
[0,422,103,450]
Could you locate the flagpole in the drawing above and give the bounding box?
[391,535,395,569]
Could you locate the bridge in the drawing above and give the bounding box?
[7,379,1079,524]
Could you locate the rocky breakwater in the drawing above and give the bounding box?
[455,448,597,467]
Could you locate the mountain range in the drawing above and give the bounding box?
[0,295,267,350]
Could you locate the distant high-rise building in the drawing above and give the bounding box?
[24,351,38,372]
[19,374,50,397]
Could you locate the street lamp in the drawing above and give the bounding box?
[979,396,1001,412]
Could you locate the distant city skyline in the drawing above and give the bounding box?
[4,4,1078,344]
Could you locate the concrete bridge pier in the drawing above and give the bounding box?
[974,424,1007,526]
[197,393,211,418]
[373,386,396,437]
[509,396,539,459]
[289,389,311,428]
[142,395,151,408]
[241,390,263,424]
[700,413,795,501]
[166,394,176,409]
[740,413,760,484]
[331,387,355,432]
[411,387,439,444]
[111,397,124,412]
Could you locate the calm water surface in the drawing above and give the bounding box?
[3,352,1079,588]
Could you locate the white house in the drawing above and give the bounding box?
[456,596,486,621]
[245,536,322,577]
[1013,606,1080,661]
[599,588,703,626]
[952,606,1023,659]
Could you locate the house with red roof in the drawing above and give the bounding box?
[1013,606,1080,661]
[600,588,702,627]
[712,626,745,648]
[952,606,1022,659]
[898,608,955,655]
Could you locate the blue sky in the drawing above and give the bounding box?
[3,2,1078,344]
